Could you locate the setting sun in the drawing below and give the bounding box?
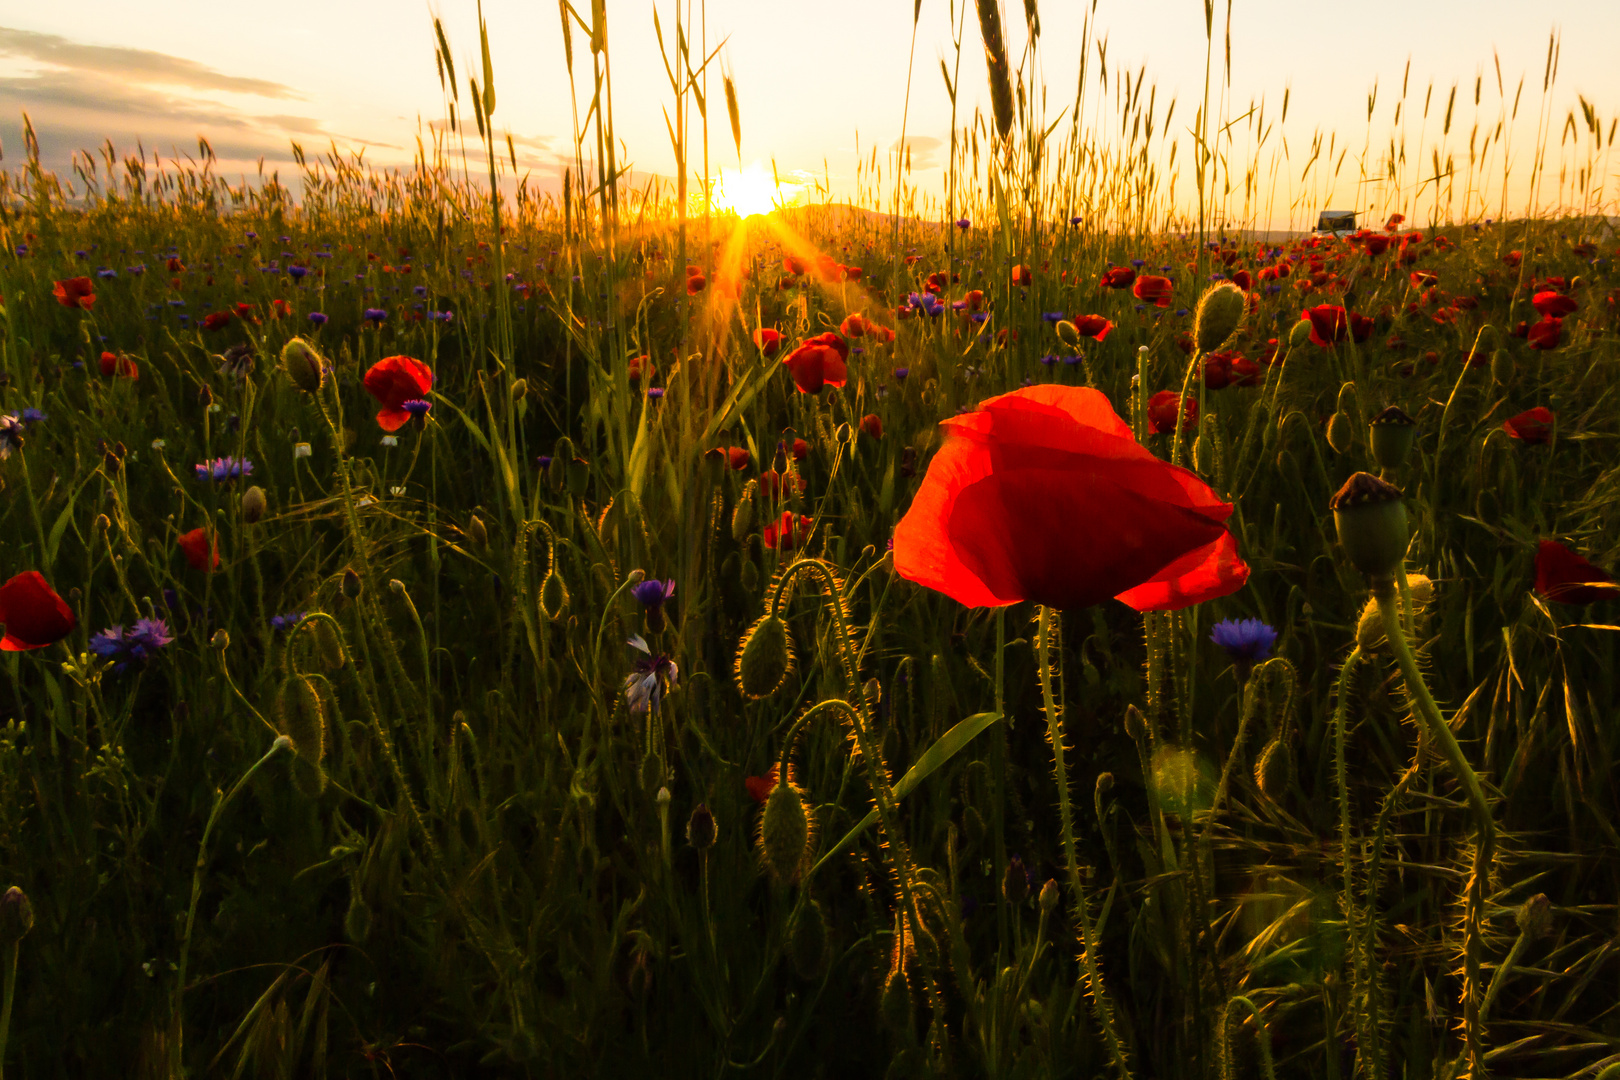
[708,162,801,217]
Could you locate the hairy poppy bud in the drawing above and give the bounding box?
[880,967,911,1032]
[1254,734,1292,800]
[1288,318,1313,347]
[760,777,812,883]
[1039,879,1059,913]
[510,377,528,401]
[735,614,793,699]
[1355,600,1385,652]
[241,485,267,524]
[342,568,363,599]
[1194,282,1246,352]
[1326,411,1354,455]
[687,803,717,849]
[467,515,488,551]
[1054,319,1080,347]
[1096,772,1115,796]
[731,480,758,544]
[210,629,230,650]
[313,618,346,670]
[0,886,34,945]
[1330,472,1408,581]
[1368,406,1417,472]
[540,567,569,619]
[1124,704,1147,743]
[1516,893,1552,939]
[280,337,326,394]
[788,898,827,978]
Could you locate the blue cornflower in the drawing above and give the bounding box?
[245,231,258,240]
[308,312,328,325]
[1131,258,1146,268]
[413,285,428,298]
[195,456,254,483]
[20,408,45,427]
[956,217,971,229]
[893,366,909,380]
[1061,354,1083,366]
[1069,215,1083,225]
[1039,354,1057,366]
[289,265,307,279]
[270,612,307,633]
[88,618,174,672]
[429,310,454,324]
[364,307,387,323]
[0,414,23,460]
[1042,312,1065,323]
[624,635,679,712]
[97,268,117,279]
[1209,618,1278,665]
[969,311,989,324]
[400,399,432,420]
[647,387,665,400]
[631,579,676,611]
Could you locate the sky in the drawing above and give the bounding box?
[2,0,1618,229]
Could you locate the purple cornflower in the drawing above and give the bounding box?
[647,387,665,400]
[624,635,679,712]
[893,366,909,380]
[288,265,308,280]
[1042,311,1065,323]
[270,611,307,633]
[0,414,23,460]
[88,618,174,672]
[429,310,455,324]
[363,307,387,323]
[400,399,432,420]
[20,408,45,428]
[632,578,676,633]
[195,456,254,483]
[1069,215,1083,225]
[1039,354,1057,366]
[1210,618,1278,669]
[956,217,971,229]
[308,312,328,325]
[413,285,428,298]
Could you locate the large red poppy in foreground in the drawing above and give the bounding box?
[1535,540,1614,605]
[0,571,76,651]
[893,386,1249,611]
[363,355,435,431]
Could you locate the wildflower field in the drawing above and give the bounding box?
[0,3,1618,1077]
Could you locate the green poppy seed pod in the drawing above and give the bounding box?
[1368,406,1418,472]
[0,886,34,945]
[760,778,812,884]
[466,515,488,551]
[539,567,569,620]
[313,618,346,671]
[510,377,528,401]
[210,629,230,650]
[1516,893,1552,939]
[879,966,911,1033]
[686,803,717,850]
[1194,281,1247,352]
[280,337,326,394]
[1054,319,1080,347]
[1330,472,1409,582]
[788,898,827,978]
[735,614,793,699]
[241,485,267,524]
[1326,411,1354,455]
[1490,348,1513,384]
[342,568,363,599]
[1288,318,1313,347]
[731,480,759,544]
[1039,878,1059,913]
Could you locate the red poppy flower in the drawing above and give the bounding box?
[868,323,896,345]
[1534,540,1615,605]
[1010,265,1033,287]
[893,385,1248,612]
[1133,275,1174,308]
[234,301,260,324]
[1075,314,1113,342]
[98,351,139,379]
[1502,406,1554,444]
[754,328,782,357]
[1526,317,1563,351]
[1202,352,1233,390]
[177,528,221,572]
[363,355,435,432]
[746,764,790,803]
[964,289,985,311]
[1385,213,1405,230]
[843,265,864,282]
[1301,304,1372,346]
[270,298,291,319]
[840,313,869,337]
[1363,235,1391,257]
[686,274,707,295]
[1230,356,1263,387]
[1503,250,1523,268]
[763,511,813,551]
[1532,291,1577,318]
[0,571,76,651]
[860,414,883,439]
[791,438,810,461]
[201,311,233,331]
[926,271,950,294]
[782,255,809,275]
[53,277,96,309]
[1148,390,1197,434]
[781,333,848,394]
[166,257,186,273]
[627,355,655,382]
[727,447,751,471]
[1100,266,1136,290]
[1409,271,1439,289]
[1230,269,1252,290]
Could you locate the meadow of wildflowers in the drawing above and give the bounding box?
[0,3,1617,1077]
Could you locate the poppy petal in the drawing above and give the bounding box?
[1115,529,1250,611]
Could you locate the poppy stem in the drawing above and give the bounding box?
[1036,606,1133,1080]
[1372,579,1493,1076]
[991,607,1011,959]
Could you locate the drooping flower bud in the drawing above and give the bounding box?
[1194,281,1247,353]
[1368,405,1418,472]
[277,675,328,798]
[686,803,717,850]
[540,567,569,620]
[1039,879,1060,913]
[240,485,267,524]
[1288,318,1313,347]
[342,568,363,599]
[759,776,812,884]
[1330,472,1408,581]
[510,378,528,401]
[1054,319,1080,347]
[0,886,34,945]
[280,337,326,394]
[1516,893,1552,939]
[1326,411,1354,454]
[787,898,827,978]
[735,614,793,699]
[466,515,489,551]
[731,480,758,544]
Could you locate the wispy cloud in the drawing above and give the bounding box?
[0,26,299,98]
[890,135,944,171]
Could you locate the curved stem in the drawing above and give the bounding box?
[0,941,17,1080]
[1222,995,1277,1080]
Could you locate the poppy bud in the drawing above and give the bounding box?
[210,629,230,650]
[344,887,372,944]
[1054,319,1080,347]
[241,485,267,524]
[1330,472,1408,582]
[277,676,326,764]
[198,384,214,409]
[0,887,34,945]
[1355,600,1386,652]
[1254,734,1292,800]
[467,515,488,550]
[1326,412,1354,454]
[342,568,363,598]
[1194,282,1247,352]
[1039,878,1059,913]
[566,456,591,496]
[1002,855,1029,904]
[740,560,760,593]
[880,966,911,1032]
[280,337,326,394]
[863,677,882,708]
[835,422,852,445]
[759,777,812,883]
[1368,406,1418,472]
[731,480,758,544]
[1288,318,1313,347]
[540,567,569,619]
[1516,893,1552,939]
[1124,704,1147,743]
[313,618,346,670]
[687,803,717,850]
[788,898,827,978]
[735,614,793,699]
[1096,772,1115,796]
[511,377,528,401]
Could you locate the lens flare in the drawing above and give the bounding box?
[710,162,800,218]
